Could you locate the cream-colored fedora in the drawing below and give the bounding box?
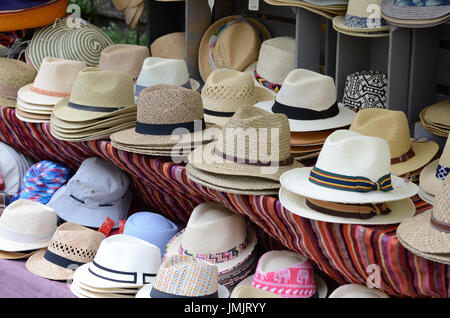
[245,36,296,96]
[0,199,57,252]
[18,57,87,106]
[0,58,37,108]
[188,106,303,182]
[350,108,439,177]
[165,201,258,274]
[328,284,389,298]
[202,69,275,127]
[52,67,136,122]
[198,15,271,82]
[26,222,105,281]
[397,176,450,265]
[256,69,356,132]
[420,137,450,197]
[150,32,185,60]
[99,44,150,79]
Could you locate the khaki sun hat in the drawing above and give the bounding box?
[419,137,450,197]
[0,58,37,108]
[150,32,185,60]
[397,175,450,265]
[350,108,439,177]
[26,222,105,281]
[198,15,272,82]
[99,44,150,79]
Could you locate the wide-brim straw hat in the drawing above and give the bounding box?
[135,283,230,299]
[0,248,43,260]
[328,284,389,298]
[381,0,450,22]
[150,32,186,60]
[0,58,37,108]
[262,0,347,20]
[15,108,51,123]
[290,127,343,146]
[72,279,139,294]
[50,121,136,142]
[50,112,136,130]
[70,279,136,298]
[418,187,435,206]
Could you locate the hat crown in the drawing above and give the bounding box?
[152,255,219,297]
[137,57,189,87]
[346,0,383,19]
[150,32,186,60]
[0,58,37,89]
[276,69,337,111]
[0,142,22,195]
[33,57,86,94]
[99,44,149,79]
[342,70,388,110]
[182,202,248,254]
[432,177,450,225]
[126,212,176,231]
[137,85,204,125]
[350,108,412,158]
[439,137,450,167]
[69,67,134,108]
[256,250,308,274]
[316,130,392,182]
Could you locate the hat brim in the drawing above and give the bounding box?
[381,0,450,20]
[397,232,450,265]
[15,110,49,124]
[50,121,135,138]
[292,151,321,161]
[70,279,136,298]
[17,99,53,113]
[391,140,439,177]
[0,235,50,252]
[255,101,356,132]
[418,187,435,206]
[332,15,390,33]
[328,284,389,298]
[281,167,419,204]
[74,279,140,294]
[262,0,343,20]
[290,128,340,146]
[17,84,65,106]
[25,249,76,281]
[419,159,444,196]
[381,12,450,28]
[0,96,17,108]
[111,142,194,158]
[332,21,390,38]
[134,79,200,102]
[135,283,229,298]
[0,248,42,260]
[50,112,136,130]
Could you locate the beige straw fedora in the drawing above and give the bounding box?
[328,284,389,298]
[99,44,150,79]
[188,106,303,182]
[0,58,37,108]
[397,176,450,265]
[420,100,450,137]
[150,32,186,60]
[419,137,450,197]
[198,15,271,82]
[202,69,275,127]
[26,222,105,281]
[18,57,87,106]
[350,108,439,177]
[0,249,43,260]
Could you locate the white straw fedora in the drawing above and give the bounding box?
[419,137,450,196]
[73,234,161,289]
[255,69,356,132]
[70,280,135,298]
[165,201,257,274]
[0,199,57,252]
[328,284,389,298]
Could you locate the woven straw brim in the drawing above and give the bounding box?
[422,102,450,127]
[0,248,42,260]
[15,109,50,123]
[135,283,229,299]
[111,141,194,158]
[18,83,64,106]
[292,151,321,161]
[391,140,439,177]
[332,15,390,33]
[50,122,136,142]
[397,233,450,265]
[419,159,444,196]
[328,284,389,298]
[231,284,281,298]
[381,13,450,28]
[70,280,136,298]
[332,21,390,38]
[291,144,323,154]
[0,96,17,108]
[418,187,435,206]
[262,0,343,20]
[50,112,136,130]
[381,0,450,20]
[51,115,136,133]
[25,249,76,281]
[290,128,340,146]
[17,100,53,114]
[75,280,139,294]
[51,121,135,137]
[0,235,50,252]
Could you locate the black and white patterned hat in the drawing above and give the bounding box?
[342,70,388,111]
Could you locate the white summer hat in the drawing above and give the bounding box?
[328,284,389,298]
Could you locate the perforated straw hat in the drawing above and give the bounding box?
[328,284,389,298]
[350,108,439,177]
[420,137,450,196]
[150,32,186,60]
[0,58,37,108]
[26,222,105,280]
[99,44,150,79]
[255,69,356,132]
[0,199,57,252]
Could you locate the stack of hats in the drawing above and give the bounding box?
[278,130,419,225]
[49,68,137,141]
[381,0,450,28]
[186,106,302,196]
[0,141,33,197]
[165,202,258,288]
[263,0,348,20]
[71,234,161,298]
[419,100,450,138]
[329,284,389,298]
[255,69,355,160]
[198,15,271,83]
[150,32,185,60]
[0,58,36,108]
[230,250,328,298]
[333,0,390,37]
[110,85,214,158]
[48,157,132,230]
[16,57,86,123]
[111,0,145,28]
[350,108,439,181]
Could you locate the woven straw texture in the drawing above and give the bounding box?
[0,58,37,108]
[99,44,150,79]
[150,32,186,60]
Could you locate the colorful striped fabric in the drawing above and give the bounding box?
[0,106,447,298]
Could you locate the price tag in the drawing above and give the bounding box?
[98,217,115,237]
[119,220,126,234]
[249,0,259,11]
[0,171,4,191]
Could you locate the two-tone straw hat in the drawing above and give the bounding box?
[420,137,450,199]
[0,58,37,108]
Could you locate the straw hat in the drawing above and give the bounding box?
[256,69,356,132]
[397,176,450,265]
[136,255,230,298]
[262,0,348,20]
[202,69,275,127]
[150,32,185,60]
[0,58,37,108]
[420,100,450,137]
[245,36,296,96]
[0,141,33,196]
[70,280,135,298]
[0,249,43,260]
[333,0,390,37]
[26,222,105,280]
[166,201,258,274]
[99,44,150,79]
[198,15,271,82]
[420,137,450,196]
[188,106,303,183]
[350,108,439,177]
[0,199,57,252]
[328,284,389,298]
[418,187,435,206]
[290,127,345,146]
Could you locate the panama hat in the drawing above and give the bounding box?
[202,69,275,127]
[50,112,136,131]
[99,44,150,79]
[328,284,389,298]
[280,130,419,204]
[47,157,132,229]
[420,137,450,197]
[0,58,37,108]
[166,201,258,274]
[255,69,356,132]
[420,100,450,137]
[136,255,229,298]
[70,280,135,298]
[0,199,57,252]
[198,15,271,82]
[150,32,186,60]
[26,222,105,281]
[418,187,435,205]
[71,279,139,295]
[350,108,439,177]
[397,176,450,265]
[0,248,43,260]
[50,121,136,142]
[74,234,161,289]
[27,17,113,70]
